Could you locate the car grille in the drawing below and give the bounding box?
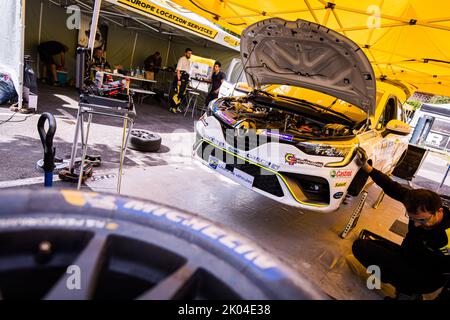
[197,141,284,197]
[222,127,270,152]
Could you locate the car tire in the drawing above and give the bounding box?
[129,129,161,152]
[0,189,326,300]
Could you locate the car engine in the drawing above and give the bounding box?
[214,98,353,139]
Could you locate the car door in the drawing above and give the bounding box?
[373,97,409,173]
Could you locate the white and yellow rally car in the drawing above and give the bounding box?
[193,18,413,213]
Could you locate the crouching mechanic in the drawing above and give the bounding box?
[352,147,450,300]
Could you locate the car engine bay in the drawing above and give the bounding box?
[213,96,360,139]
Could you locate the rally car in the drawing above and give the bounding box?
[193,18,412,213]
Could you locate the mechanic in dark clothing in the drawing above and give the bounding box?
[144,52,162,75]
[91,48,111,71]
[204,61,226,107]
[352,148,450,299]
[38,41,68,85]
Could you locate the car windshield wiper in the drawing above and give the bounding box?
[276,94,353,122]
[252,88,274,98]
[252,89,317,110]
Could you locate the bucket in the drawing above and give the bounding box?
[56,70,67,86]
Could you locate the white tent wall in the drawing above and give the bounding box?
[0,0,24,106]
[24,1,238,83]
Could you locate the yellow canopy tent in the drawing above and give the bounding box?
[170,0,450,96]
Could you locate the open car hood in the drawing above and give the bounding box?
[240,18,376,115]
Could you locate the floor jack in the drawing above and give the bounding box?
[58,161,94,183]
[58,155,101,183]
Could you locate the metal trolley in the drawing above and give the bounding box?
[69,48,136,193]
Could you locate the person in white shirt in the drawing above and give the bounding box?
[170,48,192,113]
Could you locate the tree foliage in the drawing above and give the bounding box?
[428,95,450,104]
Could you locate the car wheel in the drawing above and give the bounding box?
[129,129,161,152]
[0,189,326,300]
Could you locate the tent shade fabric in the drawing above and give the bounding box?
[171,0,450,96]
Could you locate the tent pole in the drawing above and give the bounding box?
[165,35,172,67]
[37,1,43,79]
[18,0,26,110]
[130,32,138,67]
[88,0,102,56]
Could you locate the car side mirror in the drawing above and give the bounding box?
[386,119,411,135]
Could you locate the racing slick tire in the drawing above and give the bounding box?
[0,189,327,300]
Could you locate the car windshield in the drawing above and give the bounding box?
[262,85,368,123]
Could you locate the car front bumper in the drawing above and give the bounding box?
[193,115,360,213]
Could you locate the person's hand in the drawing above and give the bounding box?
[355,147,372,173]
[177,80,181,86]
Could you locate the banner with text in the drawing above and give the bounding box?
[106,0,240,51]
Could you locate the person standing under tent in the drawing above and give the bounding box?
[204,61,226,108]
[170,48,192,113]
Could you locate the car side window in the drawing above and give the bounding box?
[376,98,397,130]
[397,100,405,122]
[229,60,244,84]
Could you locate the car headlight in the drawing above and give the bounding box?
[297,142,357,167]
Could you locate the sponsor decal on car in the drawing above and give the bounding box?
[233,168,255,189]
[285,153,324,167]
[330,170,353,178]
[208,156,220,170]
[264,130,294,142]
[334,182,347,187]
[208,155,254,188]
[228,146,239,154]
[204,135,225,148]
[333,192,344,199]
[246,153,280,171]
